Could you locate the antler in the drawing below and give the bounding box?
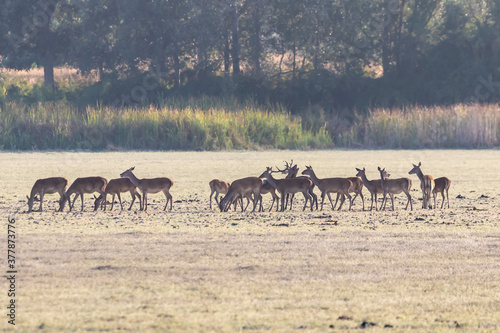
[276,159,295,174]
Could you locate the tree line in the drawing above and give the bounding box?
[1,0,500,115]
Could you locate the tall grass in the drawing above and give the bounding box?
[0,100,332,150]
[345,104,500,148]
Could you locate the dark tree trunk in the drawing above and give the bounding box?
[231,1,240,79]
[44,51,55,89]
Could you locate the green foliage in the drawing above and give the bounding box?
[0,100,332,150]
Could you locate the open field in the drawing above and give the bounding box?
[1,150,500,332]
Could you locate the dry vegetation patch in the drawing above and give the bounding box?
[1,150,499,332]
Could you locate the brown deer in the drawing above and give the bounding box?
[332,177,364,211]
[27,177,68,212]
[209,179,231,209]
[355,168,384,211]
[260,167,313,212]
[408,162,435,209]
[61,177,107,211]
[275,160,318,210]
[219,177,263,212]
[377,167,413,211]
[433,177,451,209]
[94,178,141,211]
[120,167,174,211]
[301,166,352,211]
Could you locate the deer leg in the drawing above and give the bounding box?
[143,193,148,211]
[326,192,335,210]
[320,192,326,211]
[404,190,412,211]
[209,190,215,209]
[38,192,45,212]
[163,191,172,211]
[118,193,124,210]
[127,192,134,210]
[302,191,310,211]
[80,193,85,211]
[345,192,352,211]
[359,191,365,211]
[332,193,340,210]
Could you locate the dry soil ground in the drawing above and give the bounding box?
[1,150,499,332]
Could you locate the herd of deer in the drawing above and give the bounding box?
[25,161,451,214]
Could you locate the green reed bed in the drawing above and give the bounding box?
[353,104,500,148]
[0,101,331,150]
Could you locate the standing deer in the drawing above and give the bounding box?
[219,177,263,212]
[332,177,364,211]
[61,177,107,211]
[276,160,318,211]
[355,168,384,211]
[260,167,313,212]
[377,167,413,211]
[433,177,451,209]
[301,166,352,211]
[94,178,141,211]
[120,167,174,211]
[408,162,435,209]
[27,177,68,212]
[209,179,231,209]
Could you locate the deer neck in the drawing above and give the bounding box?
[306,170,321,187]
[124,172,141,187]
[359,173,373,189]
[264,173,280,189]
[415,168,425,182]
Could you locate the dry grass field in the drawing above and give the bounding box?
[1,150,499,332]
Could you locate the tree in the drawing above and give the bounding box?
[1,0,77,88]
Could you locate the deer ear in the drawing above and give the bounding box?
[418,162,421,167]
[355,168,361,172]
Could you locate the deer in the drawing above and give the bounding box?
[260,167,313,212]
[60,177,107,211]
[93,178,141,211]
[219,177,263,212]
[433,177,451,209]
[275,160,318,210]
[377,167,413,211]
[301,166,352,211]
[120,167,174,211]
[332,177,364,211]
[408,162,435,209]
[355,168,384,211]
[209,179,231,209]
[26,177,68,212]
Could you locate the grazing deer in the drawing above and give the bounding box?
[409,162,435,209]
[433,177,451,209]
[355,168,384,211]
[219,177,263,212]
[260,167,313,212]
[301,166,352,211]
[120,167,174,211]
[61,177,107,211]
[26,177,68,212]
[276,160,318,210]
[209,179,231,209]
[377,167,413,211]
[94,178,141,211]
